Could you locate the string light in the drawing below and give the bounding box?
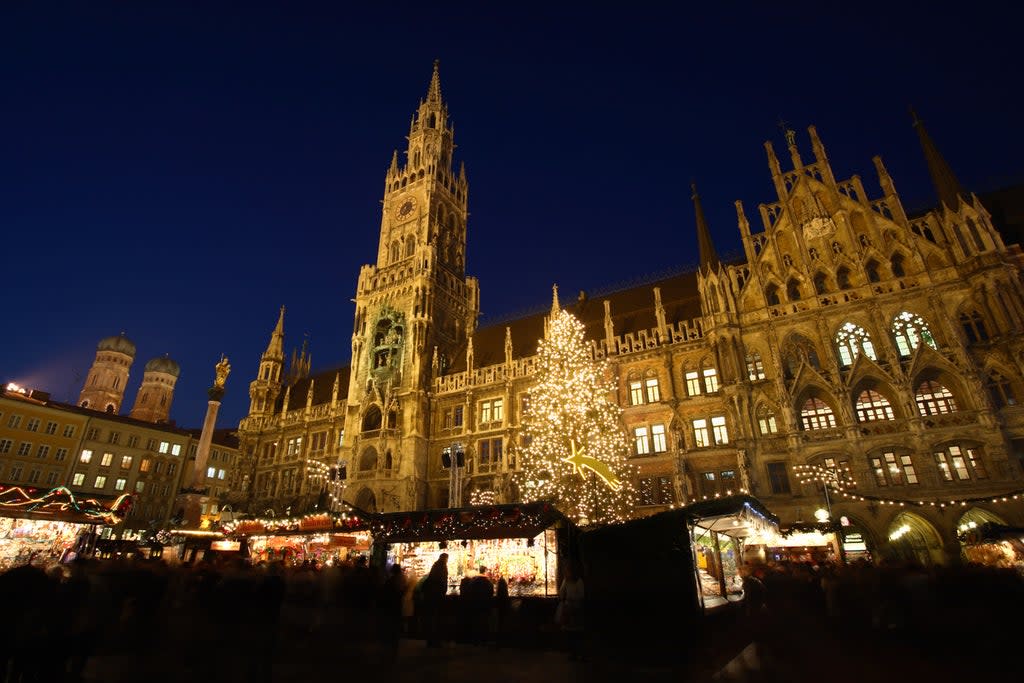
[0,485,132,525]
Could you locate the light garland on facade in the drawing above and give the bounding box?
[793,463,1024,508]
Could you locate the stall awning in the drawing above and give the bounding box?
[638,494,780,540]
[370,502,569,543]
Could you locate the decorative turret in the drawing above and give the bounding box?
[692,182,720,274]
[247,307,285,416]
[129,354,180,423]
[912,107,964,210]
[78,332,136,414]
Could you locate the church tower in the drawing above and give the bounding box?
[128,354,180,423]
[342,61,480,510]
[78,333,136,414]
[248,306,286,416]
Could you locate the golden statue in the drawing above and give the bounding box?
[214,354,231,388]
[561,439,622,492]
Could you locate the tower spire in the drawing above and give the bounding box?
[911,107,964,209]
[427,59,442,103]
[264,306,285,361]
[692,182,720,272]
[551,284,561,316]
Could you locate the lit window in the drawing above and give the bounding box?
[121,455,132,469]
[835,322,877,366]
[892,311,937,357]
[100,452,113,467]
[114,478,126,491]
[871,452,917,486]
[207,467,216,479]
[855,390,895,422]
[800,398,836,430]
[746,353,766,381]
[135,481,145,493]
[703,368,719,393]
[79,449,93,464]
[693,419,710,448]
[711,415,729,445]
[645,377,661,403]
[935,445,986,481]
[480,399,503,424]
[685,371,701,396]
[651,424,667,453]
[72,472,85,486]
[171,444,181,456]
[629,381,644,405]
[218,469,225,480]
[94,475,107,489]
[758,409,778,435]
[916,381,958,416]
[286,437,303,458]
[159,441,169,454]
[140,458,151,472]
[634,427,651,455]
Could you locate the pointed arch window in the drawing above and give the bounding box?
[915,381,958,416]
[960,310,990,343]
[986,370,1018,409]
[890,253,906,278]
[390,242,400,263]
[765,284,780,306]
[405,238,415,257]
[746,352,766,381]
[787,278,801,301]
[855,389,895,422]
[836,267,851,290]
[835,322,877,366]
[813,272,827,295]
[892,311,937,357]
[800,397,836,430]
[865,260,881,283]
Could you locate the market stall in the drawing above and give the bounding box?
[960,522,1024,575]
[0,485,133,569]
[221,511,372,567]
[368,501,572,597]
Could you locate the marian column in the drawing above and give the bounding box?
[178,355,230,529]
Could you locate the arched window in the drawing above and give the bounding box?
[890,253,906,278]
[362,406,383,431]
[836,267,851,290]
[757,406,779,435]
[358,447,378,472]
[915,381,958,416]
[813,272,827,294]
[746,352,766,381]
[986,370,1018,409]
[787,278,801,301]
[960,310,990,343]
[800,397,836,430]
[390,242,400,262]
[892,311,938,357]
[765,284,780,306]
[865,259,881,283]
[835,322,877,366]
[855,389,895,422]
[405,239,415,257]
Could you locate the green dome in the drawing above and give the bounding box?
[97,333,136,357]
[145,355,180,378]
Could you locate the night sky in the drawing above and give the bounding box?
[3,1,1022,430]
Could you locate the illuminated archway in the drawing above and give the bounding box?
[885,511,945,566]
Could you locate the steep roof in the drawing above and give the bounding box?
[275,365,352,412]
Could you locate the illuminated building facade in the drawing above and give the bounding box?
[231,65,1024,564]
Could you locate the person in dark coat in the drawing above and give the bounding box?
[421,553,449,647]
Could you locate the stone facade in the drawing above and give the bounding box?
[229,65,1024,564]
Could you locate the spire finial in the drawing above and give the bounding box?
[551,284,561,317]
[427,59,442,102]
[691,182,720,272]
[910,106,964,209]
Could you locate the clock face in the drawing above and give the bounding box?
[395,196,417,220]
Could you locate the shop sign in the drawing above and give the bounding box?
[299,514,332,531]
[211,540,241,551]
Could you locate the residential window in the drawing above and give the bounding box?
[685,371,701,396]
[94,475,107,489]
[651,424,667,453]
[766,462,792,495]
[634,427,651,455]
[892,311,937,357]
[0,439,11,454]
[855,390,895,422]
[100,452,113,467]
[25,418,40,432]
[218,469,226,480]
[645,377,661,403]
[135,481,145,493]
[800,398,837,430]
[693,419,711,448]
[7,415,21,429]
[758,409,779,435]
[746,353,766,381]
[72,472,86,486]
[286,437,303,458]
[63,425,75,438]
[121,455,133,469]
[870,452,918,486]
[127,435,139,448]
[45,421,58,435]
[935,445,987,481]
[87,428,99,440]
[146,438,157,451]
[140,458,151,473]
[46,472,58,485]
[35,445,50,459]
[703,367,719,393]
[9,466,22,481]
[154,462,164,474]
[835,321,877,366]
[114,478,127,491]
[638,477,675,506]
[168,463,177,475]
[55,448,67,462]
[720,470,737,492]
[207,467,216,479]
[711,416,729,445]
[162,485,169,496]
[629,380,644,405]
[81,450,96,464]
[108,431,120,444]
[159,441,170,454]
[16,442,32,456]
[171,444,181,456]
[916,381,958,416]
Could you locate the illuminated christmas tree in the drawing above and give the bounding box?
[514,285,639,527]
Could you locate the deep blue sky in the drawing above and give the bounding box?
[3,1,1022,430]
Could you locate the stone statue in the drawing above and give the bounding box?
[214,354,231,388]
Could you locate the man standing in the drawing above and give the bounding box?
[422,553,449,647]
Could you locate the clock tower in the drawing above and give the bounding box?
[341,61,479,511]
